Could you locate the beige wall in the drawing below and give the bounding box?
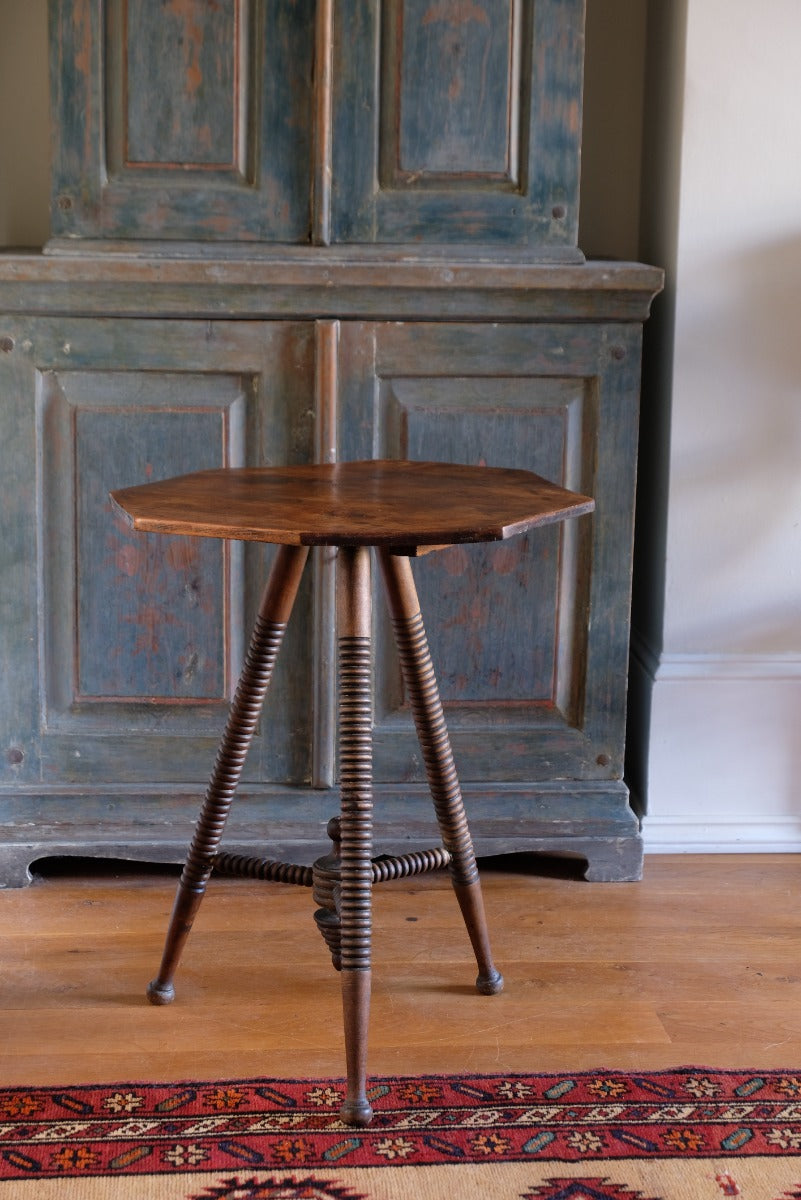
[667,0,801,655]
[0,1,49,248]
[580,0,647,260]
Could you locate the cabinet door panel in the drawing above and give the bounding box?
[377,374,587,718]
[118,2,243,169]
[338,320,640,783]
[50,0,314,242]
[44,372,234,718]
[390,0,519,178]
[1,318,315,790]
[332,0,585,252]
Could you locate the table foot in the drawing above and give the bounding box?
[453,878,505,995]
[340,968,373,1126]
[146,979,175,1006]
[476,968,505,995]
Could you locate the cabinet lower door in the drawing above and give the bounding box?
[336,320,644,880]
[0,318,319,884]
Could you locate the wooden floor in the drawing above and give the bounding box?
[1,853,799,1086]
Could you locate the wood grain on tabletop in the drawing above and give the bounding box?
[111,460,594,548]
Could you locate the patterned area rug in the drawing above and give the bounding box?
[2,1070,801,1198]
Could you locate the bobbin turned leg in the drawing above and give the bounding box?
[336,546,374,1126]
[313,816,343,970]
[147,544,309,1006]
[378,549,504,997]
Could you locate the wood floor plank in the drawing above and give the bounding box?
[1,854,800,1087]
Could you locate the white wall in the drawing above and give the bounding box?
[639,0,801,850]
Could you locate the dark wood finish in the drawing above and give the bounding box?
[213,851,313,888]
[132,465,585,1121]
[112,459,593,548]
[147,544,308,1005]
[312,817,345,969]
[378,549,502,995]
[335,545,374,1125]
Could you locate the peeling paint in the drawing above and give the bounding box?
[423,1,489,28]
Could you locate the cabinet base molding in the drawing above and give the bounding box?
[0,783,642,888]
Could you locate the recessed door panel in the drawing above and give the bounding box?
[376,376,585,715]
[332,0,585,252]
[51,0,314,241]
[1,318,317,788]
[338,320,640,783]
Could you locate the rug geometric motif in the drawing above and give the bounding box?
[520,1182,661,1200]
[4,1069,801,1197]
[188,1180,366,1199]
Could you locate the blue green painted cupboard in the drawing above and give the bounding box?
[0,0,661,885]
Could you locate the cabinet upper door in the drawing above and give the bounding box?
[49,0,315,243]
[49,0,584,253]
[331,0,585,254]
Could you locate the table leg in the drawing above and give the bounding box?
[377,549,504,997]
[147,543,309,1006]
[336,546,374,1126]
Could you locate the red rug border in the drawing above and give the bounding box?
[4,1067,801,1184]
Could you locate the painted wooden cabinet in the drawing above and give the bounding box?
[48,0,584,253]
[0,1,662,885]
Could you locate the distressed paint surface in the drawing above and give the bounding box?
[50,0,314,241]
[49,0,583,249]
[377,376,573,706]
[0,301,652,883]
[334,0,585,249]
[338,319,636,787]
[0,317,316,796]
[76,406,225,700]
[123,0,240,168]
[14,0,657,883]
[396,0,515,177]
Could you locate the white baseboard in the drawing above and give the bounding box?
[631,632,801,683]
[643,816,801,854]
[654,653,801,681]
[630,636,801,854]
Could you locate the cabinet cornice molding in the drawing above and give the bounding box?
[0,253,663,322]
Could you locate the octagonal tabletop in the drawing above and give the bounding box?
[111,460,594,549]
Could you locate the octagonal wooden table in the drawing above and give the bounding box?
[111,460,594,1125]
